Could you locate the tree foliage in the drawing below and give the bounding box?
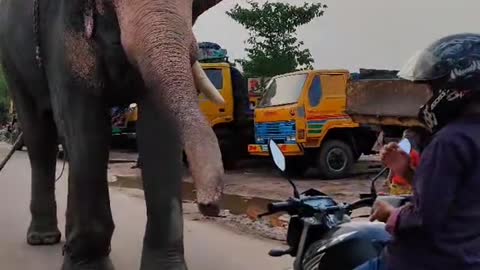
[227,1,327,78]
[0,67,11,124]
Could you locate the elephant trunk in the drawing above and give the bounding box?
[114,1,224,215]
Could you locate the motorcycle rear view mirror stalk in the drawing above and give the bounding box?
[370,137,412,198]
[268,139,300,199]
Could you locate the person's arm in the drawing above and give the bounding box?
[386,134,471,236]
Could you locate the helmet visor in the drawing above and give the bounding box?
[397,49,448,82]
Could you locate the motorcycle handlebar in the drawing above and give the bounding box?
[346,198,375,212]
[266,196,375,216]
[267,201,296,213]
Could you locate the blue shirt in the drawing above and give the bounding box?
[386,116,480,270]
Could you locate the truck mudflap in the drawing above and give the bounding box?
[346,80,432,127]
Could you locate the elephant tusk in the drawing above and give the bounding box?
[192,61,225,105]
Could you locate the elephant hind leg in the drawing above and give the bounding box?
[3,73,61,246]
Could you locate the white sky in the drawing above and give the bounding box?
[193,0,480,72]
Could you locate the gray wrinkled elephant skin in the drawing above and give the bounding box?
[0,0,224,269]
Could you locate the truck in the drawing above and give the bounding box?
[248,69,389,179]
[247,77,271,112]
[345,70,432,140]
[112,42,253,169]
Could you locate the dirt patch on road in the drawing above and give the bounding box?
[113,186,288,242]
[108,155,387,242]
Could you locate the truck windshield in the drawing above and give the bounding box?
[258,73,307,107]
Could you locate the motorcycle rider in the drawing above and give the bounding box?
[356,33,480,270]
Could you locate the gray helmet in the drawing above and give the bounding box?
[398,33,480,133]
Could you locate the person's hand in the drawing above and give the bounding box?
[380,142,410,177]
[370,200,395,222]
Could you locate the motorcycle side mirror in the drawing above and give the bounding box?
[268,139,300,199]
[398,137,412,154]
[269,139,286,172]
[370,137,412,198]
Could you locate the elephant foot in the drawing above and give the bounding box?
[140,246,188,270]
[198,203,220,217]
[62,255,115,270]
[27,226,61,246]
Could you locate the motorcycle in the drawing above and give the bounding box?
[260,139,412,270]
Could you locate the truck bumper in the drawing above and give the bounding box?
[248,143,303,156]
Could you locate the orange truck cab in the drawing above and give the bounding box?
[248,69,378,179]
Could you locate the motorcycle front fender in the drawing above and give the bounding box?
[299,222,391,270]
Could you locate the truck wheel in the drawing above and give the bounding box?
[317,140,354,179]
[285,158,309,178]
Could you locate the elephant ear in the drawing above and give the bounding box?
[192,0,222,24]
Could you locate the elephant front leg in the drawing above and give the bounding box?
[26,115,62,246]
[3,75,61,246]
[136,97,187,270]
[55,94,115,270]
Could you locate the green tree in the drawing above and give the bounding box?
[227,1,327,78]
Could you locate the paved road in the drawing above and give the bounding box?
[0,146,293,270]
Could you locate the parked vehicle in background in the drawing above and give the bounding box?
[112,42,253,169]
[247,77,271,113]
[345,69,431,137]
[248,69,389,179]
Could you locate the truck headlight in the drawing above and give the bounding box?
[286,136,296,142]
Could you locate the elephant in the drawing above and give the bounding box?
[0,0,225,269]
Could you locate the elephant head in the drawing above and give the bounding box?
[112,0,225,215]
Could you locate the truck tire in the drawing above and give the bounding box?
[317,140,354,179]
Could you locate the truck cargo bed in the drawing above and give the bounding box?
[346,79,432,127]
